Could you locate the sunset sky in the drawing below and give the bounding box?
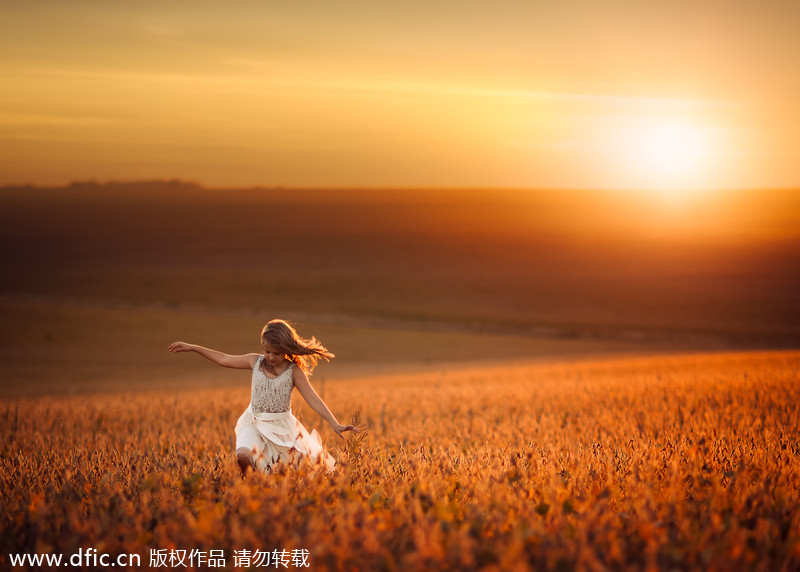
[2,0,799,192]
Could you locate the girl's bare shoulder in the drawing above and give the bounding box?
[291,363,311,384]
[244,353,262,369]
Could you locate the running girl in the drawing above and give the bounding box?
[168,319,357,475]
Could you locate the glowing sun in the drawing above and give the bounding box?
[611,116,716,196]
[644,123,708,176]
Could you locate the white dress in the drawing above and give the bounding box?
[235,356,334,472]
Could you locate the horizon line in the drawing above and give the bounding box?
[1,178,797,195]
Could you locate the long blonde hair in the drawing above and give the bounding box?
[260,319,334,375]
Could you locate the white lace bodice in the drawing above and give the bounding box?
[251,357,294,414]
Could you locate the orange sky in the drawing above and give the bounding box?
[1,1,799,191]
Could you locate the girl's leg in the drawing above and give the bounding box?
[236,447,254,476]
[234,424,261,476]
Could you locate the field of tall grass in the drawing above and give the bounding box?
[2,351,799,571]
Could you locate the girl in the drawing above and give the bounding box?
[168,319,357,475]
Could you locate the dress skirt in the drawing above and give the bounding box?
[235,404,335,472]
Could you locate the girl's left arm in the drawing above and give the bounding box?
[293,368,358,439]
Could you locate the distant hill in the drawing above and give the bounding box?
[1,181,798,348]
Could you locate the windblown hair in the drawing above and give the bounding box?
[260,319,334,375]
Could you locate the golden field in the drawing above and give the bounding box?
[2,351,799,571]
[1,183,799,570]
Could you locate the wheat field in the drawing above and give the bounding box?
[2,351,799,571]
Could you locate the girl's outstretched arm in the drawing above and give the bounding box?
[168,342,258,370]
[293,368,358,439]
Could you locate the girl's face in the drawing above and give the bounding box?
[262,342,288,368]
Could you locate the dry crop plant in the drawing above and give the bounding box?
[1,351,799,571]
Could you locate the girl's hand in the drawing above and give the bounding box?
[168,341,194,353]
[332,423,359,439]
